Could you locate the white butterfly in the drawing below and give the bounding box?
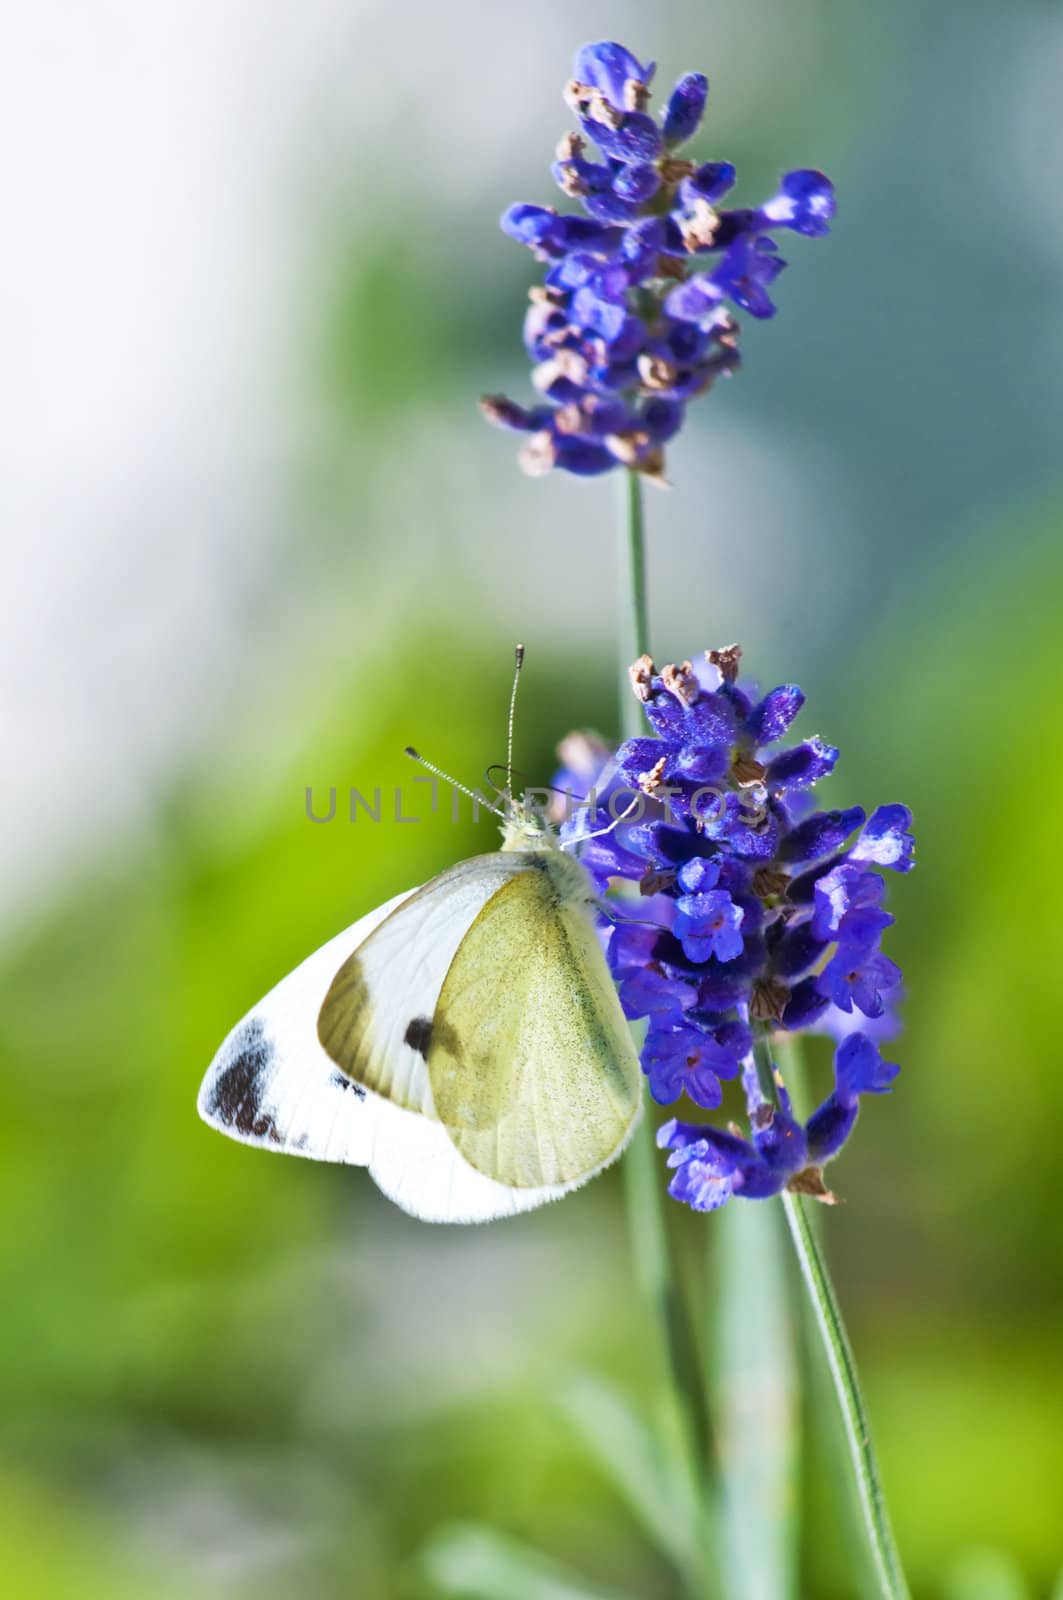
[197,657,643,1224]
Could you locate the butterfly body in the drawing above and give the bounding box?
[198,802,642,1223]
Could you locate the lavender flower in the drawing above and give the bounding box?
[660,1034,899,1211]
[482,40,835,481]
[556,645,913,1207]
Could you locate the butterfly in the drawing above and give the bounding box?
[197,651,643,1223]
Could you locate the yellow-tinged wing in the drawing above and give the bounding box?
[427,861,642,1188]
[316,854,527,1115]
[200,881,583,1223]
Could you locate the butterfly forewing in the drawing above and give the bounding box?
[202,841,642,1220]
[316,854,528,1112]
[197,884,578,1223]
[199,891,411,1160]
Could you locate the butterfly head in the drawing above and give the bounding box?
[499,794,556,854]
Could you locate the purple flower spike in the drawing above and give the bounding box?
[485,42,836,479]
[548,645,913,1213]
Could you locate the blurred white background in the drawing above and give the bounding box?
[5,0,1063,925]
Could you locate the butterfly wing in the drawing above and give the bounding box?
[426,862,643,1188]
[316,854,526,1114]
[197,880,573,1223]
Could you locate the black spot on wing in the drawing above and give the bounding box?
[403,1016,434,1059]
[206,1017,283,1144]
[329,1070,366,1099]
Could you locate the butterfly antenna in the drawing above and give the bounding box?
[404,747,507,821]
[485,764,569,799]
[506,644,525,802]
[561,794,642,850]
[596,903,669,930]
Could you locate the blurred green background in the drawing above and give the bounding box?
[4,2,1062,1596]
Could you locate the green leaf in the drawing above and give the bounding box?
[713,1195,799,1600]
[421,1522,638,1600]
[556,1368,700,1582]
[941,1549,1032,1600]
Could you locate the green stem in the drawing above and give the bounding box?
[618,468,650,739]
[752,1035,778,1103]
[615,468,716,1580]
[756,1039,909,1600]
[780,1193,909,1600]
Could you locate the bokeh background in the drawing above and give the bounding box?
[4,2,1062,1596]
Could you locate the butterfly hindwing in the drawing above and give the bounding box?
[198,895,411,1165]
[425,859,642,1188]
